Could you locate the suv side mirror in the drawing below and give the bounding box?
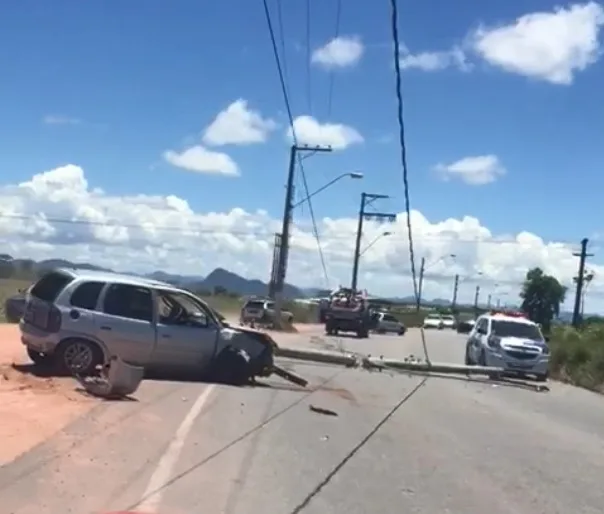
[476,327,486,335]
[544,335,550,343]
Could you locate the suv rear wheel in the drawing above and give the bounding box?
[56,339,104,376]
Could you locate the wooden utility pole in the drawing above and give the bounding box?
[572,238,594,327]
[451,274,459,310]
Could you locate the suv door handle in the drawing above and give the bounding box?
[100,326,112,331]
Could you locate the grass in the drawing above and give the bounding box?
[549,324,604,392]
[0,279,31,323]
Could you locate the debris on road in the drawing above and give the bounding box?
[309,405,338,417]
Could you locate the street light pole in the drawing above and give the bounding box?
[291,172,363,209]
[358,231,392,258]
[416,254,456,311]
[351,192,396,291]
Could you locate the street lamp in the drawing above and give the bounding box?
[416,253,456,311]
[291,172,363,209]
[359,231,392,258]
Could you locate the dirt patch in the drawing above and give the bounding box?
[0,324,96,466]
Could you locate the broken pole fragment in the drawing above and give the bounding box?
[274,346,505,377]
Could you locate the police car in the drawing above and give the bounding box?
[464,310,550,381]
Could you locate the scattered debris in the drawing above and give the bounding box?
[309,405,338,417]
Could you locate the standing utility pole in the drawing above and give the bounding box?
[487,294,492,309]
[451,274,459,310]
[351,192,396,291]
[273,144,332,326]
[473,285,480,315]
[416,257,426,311]
[572,238,594,327]
[268,233,282,298]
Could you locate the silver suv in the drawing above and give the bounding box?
[240,297,294,327]
[20,269,277,377]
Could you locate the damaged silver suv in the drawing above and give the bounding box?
[20,268,277,379]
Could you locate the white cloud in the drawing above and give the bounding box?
[470,2,604,85]
[202,99,277,146]
[287,116,364,150]
[311,36,364,69]
[400,45,472,72]
[43,115,81,126]
[0,164,602,311]
[163,145,239,176]
[434,155,506,185]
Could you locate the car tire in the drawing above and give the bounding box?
[212,346,252,386]
[464,345,473,365]
[479,349,487,366]
[398,329,406,336]
[55,339,104,376]
[27,348,54,366]
[535,373,548,382]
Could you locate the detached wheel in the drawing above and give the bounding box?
[55,339,104,376]
[27,348,54,366]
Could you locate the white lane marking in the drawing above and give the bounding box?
[137,384,215,513]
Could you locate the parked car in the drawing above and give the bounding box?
[441,314,457,329]
[19,268,278,378]
[457,318,475,334]
[423,313,443,329]
[4,288,29,323]
[373,312,406,335]
[240,297,293,327]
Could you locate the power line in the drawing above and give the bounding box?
[261,0,330,287]
[325,0,342,118]
[305,0,313,114]
[389,0,418,302]
[0,212,594,248]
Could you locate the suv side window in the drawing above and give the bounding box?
[30,271,74,303]
[70,281,105,310]
[103,284,153,322]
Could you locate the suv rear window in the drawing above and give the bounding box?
[245,301,266,310]
[30,271,74,303]
[70,281,106,310]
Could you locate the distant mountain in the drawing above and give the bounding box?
[191,268,303,298]
[0,255,304,299]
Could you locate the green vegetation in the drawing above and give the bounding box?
[549,324,604,392]
[519,267,604,392]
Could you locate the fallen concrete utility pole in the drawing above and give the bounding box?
[275,346,504,376]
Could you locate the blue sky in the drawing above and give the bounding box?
[0,0,603,304]
[1,0,602,240]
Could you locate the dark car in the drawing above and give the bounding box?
[456,319,476,334]
[4,291,27,323]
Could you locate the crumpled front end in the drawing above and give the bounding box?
[218,326,278,377]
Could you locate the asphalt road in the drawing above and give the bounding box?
[2,327,604,514]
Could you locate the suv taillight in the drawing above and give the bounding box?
[47,305,62,333]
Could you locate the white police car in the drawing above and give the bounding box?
[464,310,550,381]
